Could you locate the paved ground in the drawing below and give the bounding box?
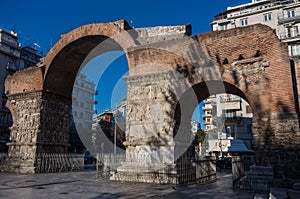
[0,169,268,199]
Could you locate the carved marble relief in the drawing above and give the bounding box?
[125,72,179,148]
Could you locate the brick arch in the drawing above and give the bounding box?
[193,24,296,115]
[42,20,136,97]
[173,80,250,127]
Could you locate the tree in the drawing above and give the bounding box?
[194,128,206,146]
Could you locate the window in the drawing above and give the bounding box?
[286,26,299,37]
[226,126,235,137]
[220,24,227,30]
[264,13,272,21]
[80,112,83,118]
[80,102,84,108]
[291,45,300,56]
[241,18,248,26]
[287,10,295,18]
[223,110,236,120]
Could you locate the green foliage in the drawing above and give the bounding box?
[194,129,206,146]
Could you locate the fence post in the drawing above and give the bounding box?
[95,154,99,180]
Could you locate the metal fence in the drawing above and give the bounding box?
[232,156,253,189]
[95,153,216,184]
[35,153,84,173]
[0,153,8,171]
[95,153,125,180]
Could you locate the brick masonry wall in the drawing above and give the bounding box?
[5,67,44,95]
[194,24,295,115]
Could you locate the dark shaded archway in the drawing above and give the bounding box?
[174,81,249,126]
[173,81,250,158]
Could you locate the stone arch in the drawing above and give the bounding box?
[3,22,300,185]
[42,20,136,97]
[172,80,251,158]
[174,80,250,127]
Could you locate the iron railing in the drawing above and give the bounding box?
[35,153,84,173]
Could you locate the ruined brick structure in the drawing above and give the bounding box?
[3,20,300,186]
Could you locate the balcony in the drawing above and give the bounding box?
[202,114,212,118]
[279,32,300,42]
[203,121,213,125]
[278,11,300,25]
[220,96,240,103]
[202,106,213,111]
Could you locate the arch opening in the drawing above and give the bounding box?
[173,81,254,161]
[71,50,129,155]
[41,28,132,156]
[44,35,124,98]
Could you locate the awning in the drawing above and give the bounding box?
[228,139,253,153]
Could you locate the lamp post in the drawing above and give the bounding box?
[114,117,117,155]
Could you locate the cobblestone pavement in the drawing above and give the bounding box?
[0,170,268,199]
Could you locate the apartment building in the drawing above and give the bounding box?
[211,0,300,57]
[72,73,95,131]
[69,73,96,153]
[203,94,253,155]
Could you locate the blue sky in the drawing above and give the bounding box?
[1,0,250,128]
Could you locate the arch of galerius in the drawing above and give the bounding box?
[3,20,300,187]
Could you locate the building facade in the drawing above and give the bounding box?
[72,73,95,130]
[203,94,253,155]
[70,73,95,153]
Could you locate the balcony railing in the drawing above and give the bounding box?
[214,0,293,21]
[278,10,300,24]
[279,31,300,40]
[220,96,240,103]
[225,116,243,121]
[202,114,212,118]
[202,107,213,111]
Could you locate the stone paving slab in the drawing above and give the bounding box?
[0,171,267,199]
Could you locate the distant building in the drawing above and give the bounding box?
[191,120,199,136]
[0,28,41,152]
[93,110,114,130]
[92,99,127,153]
[113,99,127,133]
[203,94,253,156]
[19,46,41,70]
[72,73,95,130]
[70,73,95,153]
